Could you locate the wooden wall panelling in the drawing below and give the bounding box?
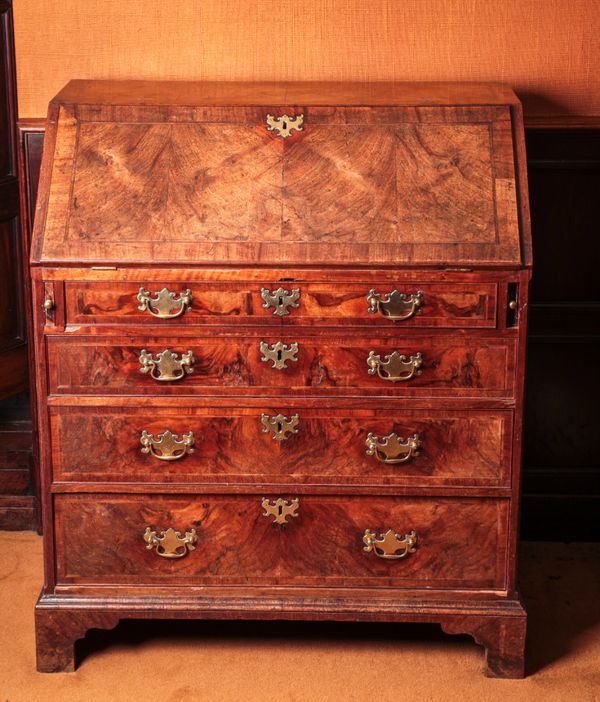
[522,128,600,540]
[0,0,37,530]
[0,397,34,530]
[15,120,44,532]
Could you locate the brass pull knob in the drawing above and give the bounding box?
[143,526,197,559]
[266,113,304,138]
[367,351,423,383]
[139,349,195,382]
[140,430,195,461]
[261,287,300,317]
[262,497,299,525]
[43,298,54,312]
[367,289,424,321]
[137,287,192,319]
[260,341,299,370]
[363,529,418,560]
[260,413,299,442]
[365,433,421,464]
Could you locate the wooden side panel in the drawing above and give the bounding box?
[50,406,512,487]
[54,494,508,589]
[45,334,516,399]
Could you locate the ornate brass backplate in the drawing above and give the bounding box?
[140,429,195,461]
[262,497,300,525]
[365,432,422,464]
[261,287,301,316]
[259,341,299,370]
[260,413,300,442]
[143,526,197,558]
[265,113,304,138]
[139,349,195,381]
[137,286,193,319]
[367,289,424,321]
[367,351,423,383]
[363,529,418,560]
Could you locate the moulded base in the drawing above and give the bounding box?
[35,590,526,677]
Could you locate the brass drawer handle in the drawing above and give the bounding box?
[261,413,299,442]
[367,351,423,383]
[140,430,195,461]
[366,433,421,464]
[261,287,300,316]
[266,113,304,138]
[260,341,299,370]
[139,349,195,382]
[367,289,424,321]
[137,287,192,319]
[262,497,299,525]
[143,526,197,559]
[363,529,418,560]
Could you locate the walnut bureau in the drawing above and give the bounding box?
[31,81,532,676]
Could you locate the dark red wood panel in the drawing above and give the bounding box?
[55,493,508,589]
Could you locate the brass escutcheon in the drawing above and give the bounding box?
[137,287,193,319]
[143,526,197,559]
[139,349,195,382]
[363,529,418,560]
[259,341,299,370]
[140,430,195,461]
[367,350,423,383]
[365,432,422,464]
[367,289,424,321]
[262,497,299,525]
[266,113,304,138]
[260,413,299,442]
[261,287,301,316]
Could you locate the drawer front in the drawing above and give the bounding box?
[55,494,508,589]
[64,280,497,328]
[46,334,516,398]
[50,406,512,487]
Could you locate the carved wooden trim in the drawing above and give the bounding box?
[35,606,120,672]
[441,614,526,678]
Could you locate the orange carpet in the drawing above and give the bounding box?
[1,533,599,701]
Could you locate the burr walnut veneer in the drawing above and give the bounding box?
[31,81,531,676]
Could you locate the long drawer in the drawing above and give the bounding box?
[63,280,497,328]
[54,494,508,590]
[46,333,516,398]
[49,405,513,487]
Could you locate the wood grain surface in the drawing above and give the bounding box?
[45,333,516,398]
[49,405,512,487]
[31,95,524,266]
[53,493,508,589]
[63,279,497,328]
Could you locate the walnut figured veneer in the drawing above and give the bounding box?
[31,81,531,676]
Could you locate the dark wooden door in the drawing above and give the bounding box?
[0,1,26,400]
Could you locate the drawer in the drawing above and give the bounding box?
[54,494,508,589]
[63,280,497,329]
[50,405,513,487]
[46,333,516,398]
